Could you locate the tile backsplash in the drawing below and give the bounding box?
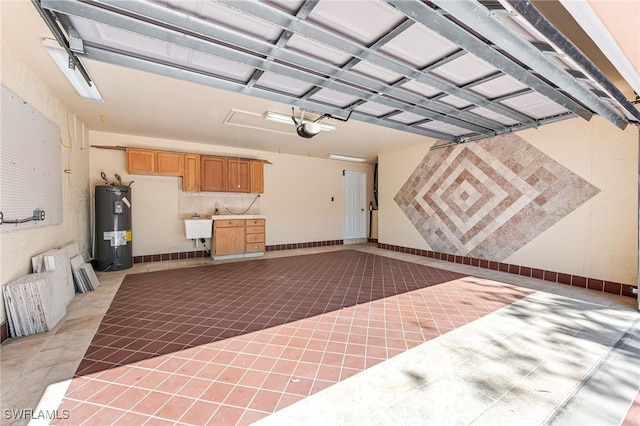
[178,189,261,218]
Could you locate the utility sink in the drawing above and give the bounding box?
[184,218,213,239]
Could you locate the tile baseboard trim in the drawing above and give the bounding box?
[377,243,637,299]
[132,240,347,263]
[133,250,209,264]
[266,240,344,251]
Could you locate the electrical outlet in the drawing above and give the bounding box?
[33,209,45,221]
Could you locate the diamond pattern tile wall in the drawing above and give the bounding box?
[394,134,600,260]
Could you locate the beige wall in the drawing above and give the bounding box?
[378,143,434,250]
[90,132,374,256]
[0,41,91,324]
[379,116,638,285]
[508,116,637,284]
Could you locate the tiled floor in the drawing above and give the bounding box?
[75,250,471,376]
[1,244,638,426]
[59,250,532,424]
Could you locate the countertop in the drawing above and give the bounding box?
[210,214,266,220]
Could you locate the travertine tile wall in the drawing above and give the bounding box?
[394,134,600,261]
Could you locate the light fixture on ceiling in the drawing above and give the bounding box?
[263,111,338,133]
[326,153,367,163]
[43,38,103,102]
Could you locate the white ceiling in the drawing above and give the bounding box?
[1,0,638,163]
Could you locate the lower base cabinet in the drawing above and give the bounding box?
[212,218,265,259]
[213,219,245,256]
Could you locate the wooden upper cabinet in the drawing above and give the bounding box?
[182,154,200,192]
[126,148,265,193]
[126,148,155,174]
[126,148,183,176]
[156,151,183,176]
[228,159,250,193]
[201,156,227,192]
[250,160,264,194]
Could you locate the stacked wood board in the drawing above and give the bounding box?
[2,243,100,338]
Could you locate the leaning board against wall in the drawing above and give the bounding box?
[0,85,62,231]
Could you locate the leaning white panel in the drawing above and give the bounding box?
[79,264,100,291]
[70,255,87,293]
[32,249,75,308]
[2,272,66,338]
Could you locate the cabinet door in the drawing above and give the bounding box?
[250,160,264,194]
[201,156,227,192]
[214,224,245,255]
[156,151,184,176]
[126,148,155,174]
[228,159,250,193]
[182,154,200,192]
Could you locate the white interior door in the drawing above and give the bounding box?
[344,171,367,239]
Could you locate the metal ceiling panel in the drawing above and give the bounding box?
[388,111,427,124]
[500,92,568,119]
[171,0,283,42]
[469,75,529,99]
[255,72,315,97]
[264,0,306,15]
[399,80,441,99]
[350,61,402,84]
[69,16,168,57]
[506,0,640,123]
[431,0,628,129]
[284,34,351,66]
[430,54,497,86]
[418,121,471,137]
[377,23,458,68]
[355,102,397,117]
[438,95,474,109]
[309,88,361,108]
[35,0,636,146]
[70,14,257,81]
[188,52,256,82]
[306,0,404,45]
[467,107,520,126]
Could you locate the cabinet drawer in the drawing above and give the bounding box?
[246,233,264,243]
[246,219,265,227]
[246,225,264,234]
[246,243,265,253]
[215,219,245,228]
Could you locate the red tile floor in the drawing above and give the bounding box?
[55,250,535,424]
